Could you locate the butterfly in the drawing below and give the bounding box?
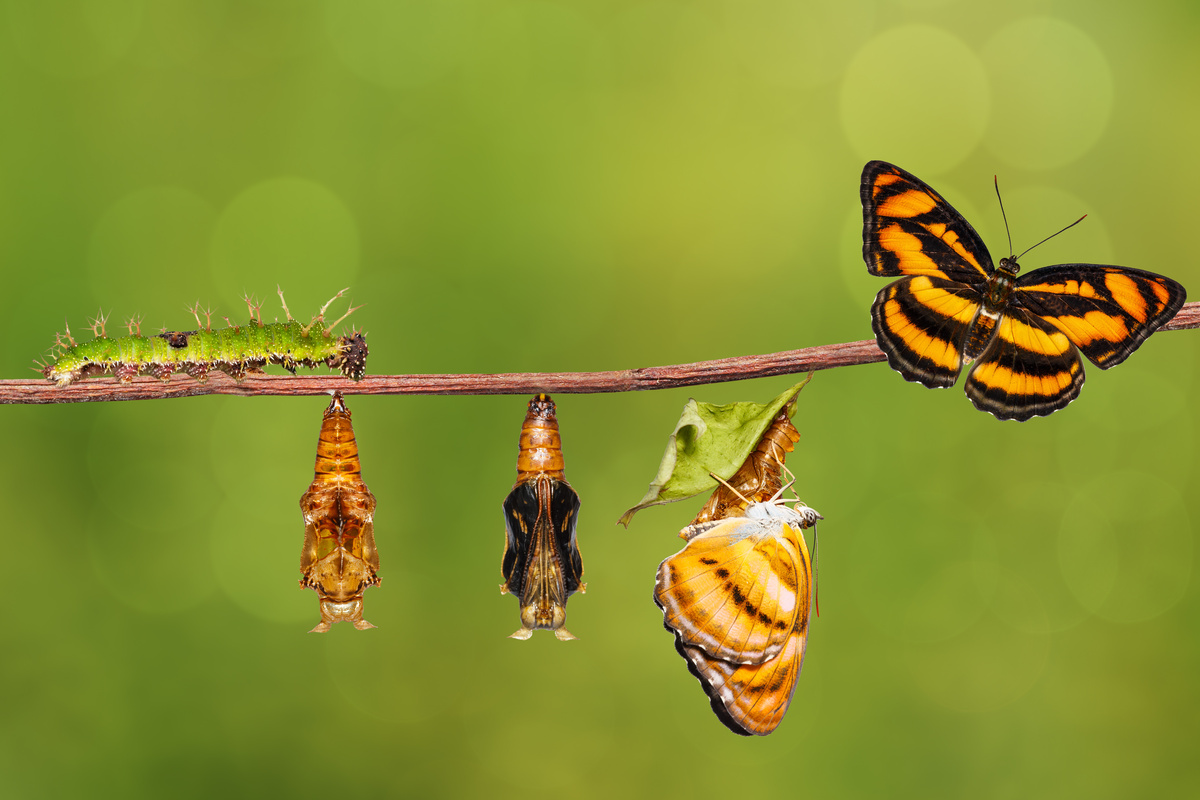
[501,394,586,641]
[861,160,1187,421]
[655,491,821,736]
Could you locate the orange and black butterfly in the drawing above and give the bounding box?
[501,394,585,641]
[862,160,1186,421]
[299,391,380,632]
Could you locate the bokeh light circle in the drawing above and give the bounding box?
[840,25,989,172]
[982,17,1113,170]
[323,0,471,89]
[209,178,360,312]
[1058,471,1191,624]
[4,0,144,78]
[907,562,1052,712]
[87,186,217,310]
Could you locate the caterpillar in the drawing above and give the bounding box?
[299,391,380,633]
[500,393,586,641]
[40,288,368,386]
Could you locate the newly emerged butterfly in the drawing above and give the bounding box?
[42,288,367,386]
[655,478,821,736]
[299,391,380,633]
[501,394,585,641]
[862,161,1187,420]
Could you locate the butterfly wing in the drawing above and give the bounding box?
[670,521,812,737]
[862,160,994,284]
[964,306,1085,421]
[655,518,803,664]
[872,274,983,388]
[680,626,808,737]
[1014,264,1186,368]
[501,481,538,598]
[501,476,583,598]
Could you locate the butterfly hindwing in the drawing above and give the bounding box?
[655,517,802,664]
[680,626,808,737]
[862,160,993,284]
[871,274,982,388]
[1014,264,1187,368]
[965,306,1085,421]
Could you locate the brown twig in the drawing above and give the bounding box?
[4,302,1198,405]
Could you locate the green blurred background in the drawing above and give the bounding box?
[2,1,1198,797]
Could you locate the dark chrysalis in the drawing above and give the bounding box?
[500,394,585,641]
[299,391,380,633]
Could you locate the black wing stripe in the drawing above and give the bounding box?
[1016,264,1186,368]
[871,275,980,388]
[861,161,993,284]
[965,309,1084,421]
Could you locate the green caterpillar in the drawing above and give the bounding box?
[42,289,368,387]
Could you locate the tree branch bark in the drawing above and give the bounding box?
[4,302,1198,404]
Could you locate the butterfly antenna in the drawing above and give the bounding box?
[812,527,820,618]
[1014,214,1088,262]
[993,175,1016,258]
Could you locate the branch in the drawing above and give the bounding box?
[4,301,1198,405]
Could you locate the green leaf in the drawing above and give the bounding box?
[617,376,812,527]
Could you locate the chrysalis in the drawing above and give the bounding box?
[500,394,585,641]
[692,408,800,526]
[299,391,380,633]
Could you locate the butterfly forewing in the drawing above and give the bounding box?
[871,274,981,388]
[501,477,583,599]
[862,160,993,284]
[656,518,801,664]
[965,307,1085,421]
[1014,264,1186,368]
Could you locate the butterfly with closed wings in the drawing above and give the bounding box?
[862,160,1186,420]
[655,476,821,736]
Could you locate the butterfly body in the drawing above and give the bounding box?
[299,392,380,633]
[501,394,585,641]
[862,160,1186,420]
[655,497,820,735]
